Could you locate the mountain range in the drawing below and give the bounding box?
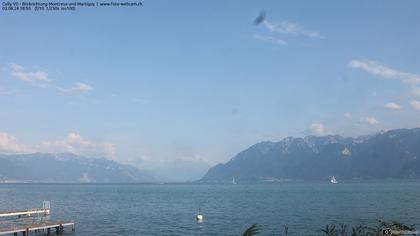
[2,128,420,183]
[0,152,156,183]
[201,128,420,182]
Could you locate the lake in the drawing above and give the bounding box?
[0,181,419,235]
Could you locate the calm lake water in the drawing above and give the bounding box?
[0,181,419,235]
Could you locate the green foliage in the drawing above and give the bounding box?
[338,224,348,236]
[321,225,337,236]
[320,220,416,236]
[243,224,260,236]
[283,225,289,236]
[350,224,367,236]
[378,220,416,231]
[242,220,416,235]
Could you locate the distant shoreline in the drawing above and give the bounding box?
[1,179,420,185]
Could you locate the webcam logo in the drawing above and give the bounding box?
[382,228,392,235]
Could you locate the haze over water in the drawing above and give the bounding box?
[0,181,419,235]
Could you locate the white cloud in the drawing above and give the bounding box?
[9,63,95,96]
[410,100,420,111]
[0,131,115,158]
[359,117,379,125]
[263,20,323,39]
[0,132,29,153]
[384,102,402,110]
[344,112,352,119]
[0,87,11,95]
[348,59,420,85]
[132,98,149,104]
[254,34,286,45]
[10,63,49,86]
[308,123,333,136]
[58,83,93,94]
[349,60,420,111]
[411,87,420,98]
[37,132,115,159]
[176,154,212,163]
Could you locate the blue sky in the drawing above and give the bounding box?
[1,1,420,178]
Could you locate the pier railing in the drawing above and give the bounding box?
[0,201,50,218]
[0,201,75,235]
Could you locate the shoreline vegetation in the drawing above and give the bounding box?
[242,220,417,236]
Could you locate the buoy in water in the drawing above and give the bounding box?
[196,214,203,223]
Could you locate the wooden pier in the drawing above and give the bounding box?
[0,202,75,235]
[0,202,50,219]
[0,221,75,235]
[0,209,50,218]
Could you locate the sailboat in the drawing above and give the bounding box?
[232,177,237,185]
[330,176,338,184]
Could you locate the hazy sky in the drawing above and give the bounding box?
[1,0,420,167]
